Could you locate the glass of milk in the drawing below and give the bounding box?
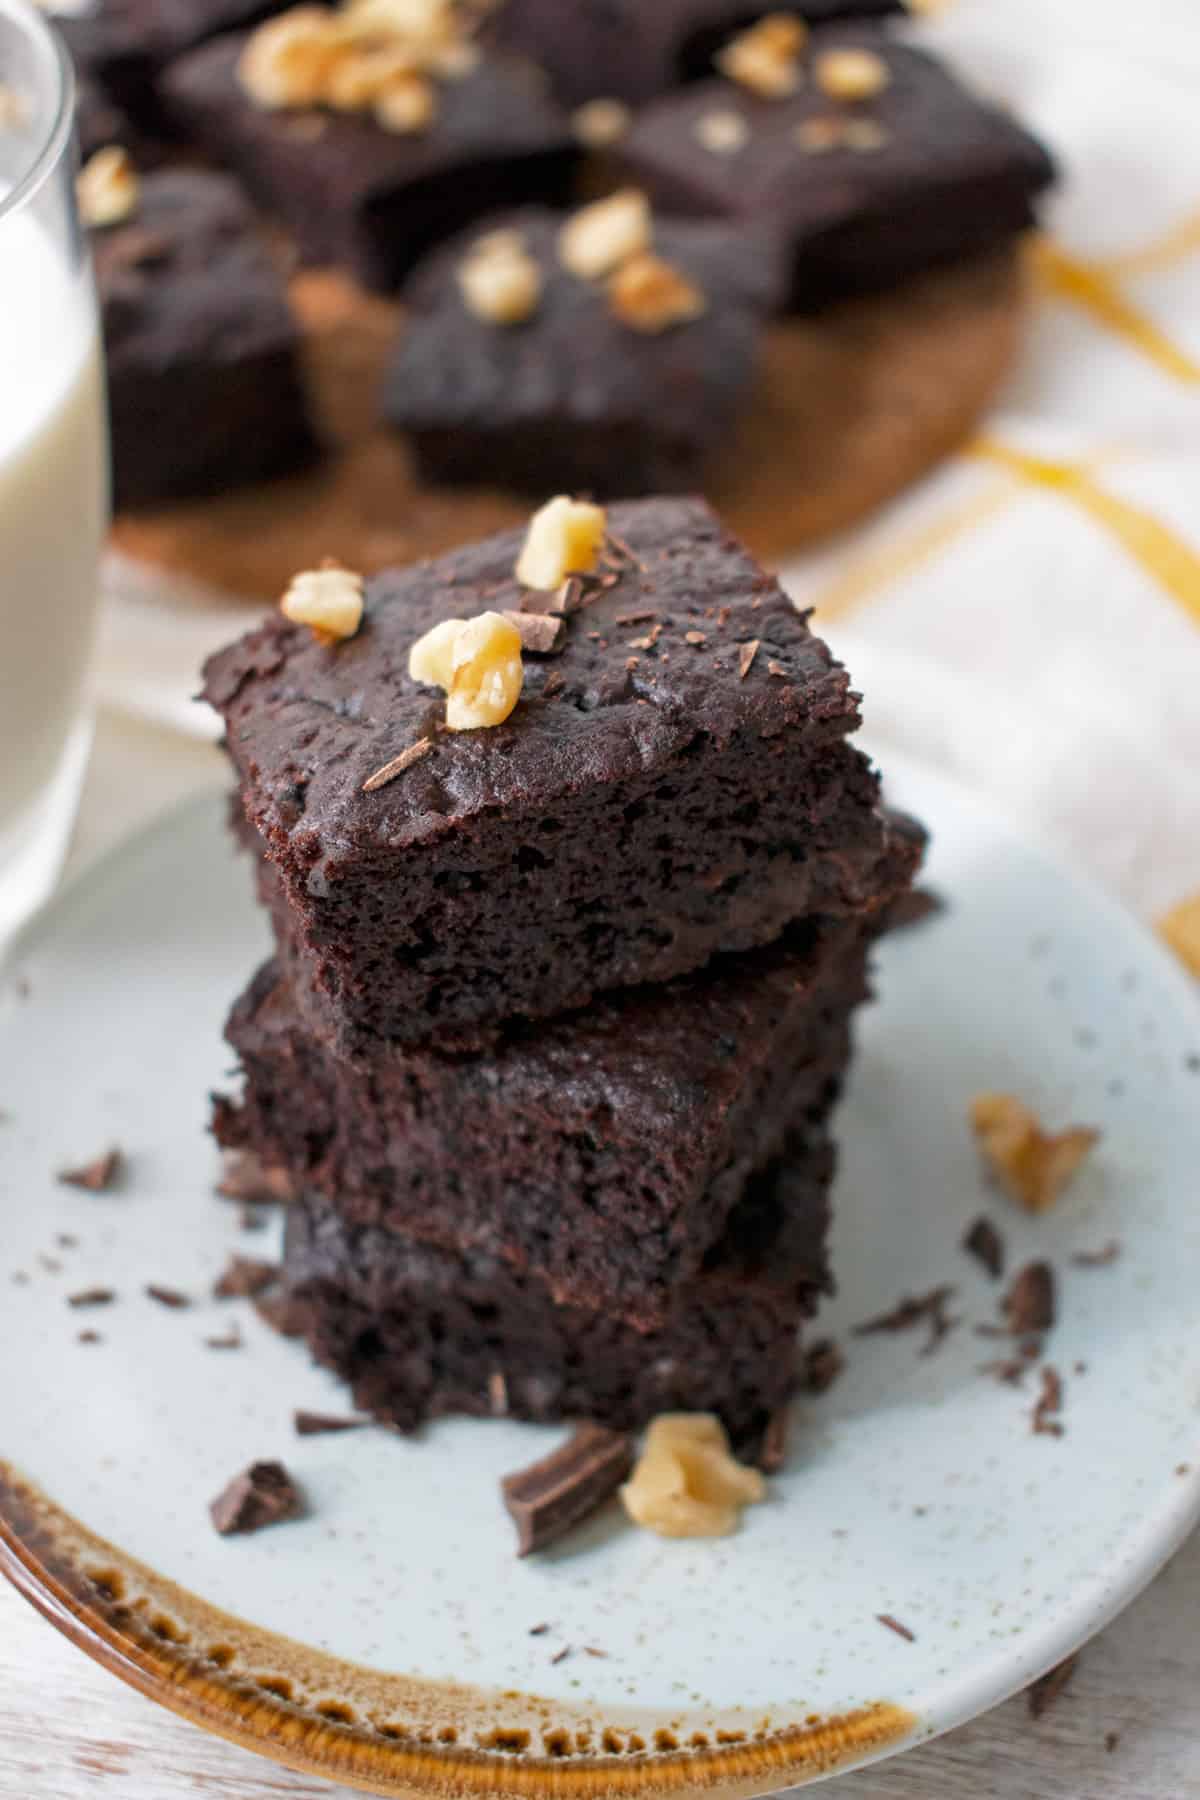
[0,0,108,940]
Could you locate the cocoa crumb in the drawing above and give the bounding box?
[67,1287,115,1308]
[204,1327,243,1350]
[1105,1731,1120,1753]
[1004,1261,1056,1335]
[214,1255,278,1299]
[1071,1240,1120,1268]
[963,1216,1005,1279]
[1032,1365,1065,1437]
[876,1614,915,1643]
[145,1284,190,1309]
[77,1329,102,1345]
[58,1148,123,1192]
[854,1286,957,1355]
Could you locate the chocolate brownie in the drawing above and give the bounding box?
[204,498,918,1048]
[92,166,319,508]
[279,1139,835,1448]
[214,899,871,1322]
[488,0,905,109]
[160,35,576,292]
[57,12,160,141]
[618,27,1056,309]
[383,209,781,498]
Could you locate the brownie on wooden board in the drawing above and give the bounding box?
[91,166,319,509]
[384,210,781,499]
[214,901,870,1323]
[487,0,904,108]
[160,34,576,291]
[204,497,915,1049]
[279,1138,835,1449]
[618,26,1056,309]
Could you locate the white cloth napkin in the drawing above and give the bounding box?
[94,0,1200,953]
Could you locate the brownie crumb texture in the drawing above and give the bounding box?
[210,1460,303,1536]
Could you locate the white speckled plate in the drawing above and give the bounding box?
[1,753,1198,1798]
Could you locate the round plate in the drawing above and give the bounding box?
[1,754,1198,1798]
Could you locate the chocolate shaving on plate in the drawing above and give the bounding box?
[294,1410,369,1437]
[1032,1365,1065,1437]
[1004,1261,1056,1335]
[145,1284,190,1309]
[77,1329,102,1345]
[1071,1240,1121,1268]
[210,1460,303,1536]
[503,611,566,655]
[501,1423,634,1557]
[362,737,433,793]
[67,1287,115,1309]
[214,1255,279,1299]
[962,1216,1005,1280]
[58,1147,123,1192]
[204,1327,243,1350]
[854,1285,958,1355]
[1028,1652,1078,1718]
[876,1614,915,1643]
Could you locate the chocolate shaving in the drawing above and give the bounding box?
[980,1357,1030,1386]
[550,1646,571,1665]
[542,670,565,698]
[801,1338,845,1395]
[501,1423,633,1557]
[214,1255,279,1299]
[603,531,646,573]
[503,611,566,655]
[737,639,760,679]
[77,1329,102,1345]
[628,623,662,651]
[963,1216,1005,1280]
[528,1622,550,1636]
[1028,1652,1078,1718]
[854,1286,957,1355]
[684,630,706,646]
[1032,1365,1064,1437]
[1004,1261,1056,1335]
[758,1406,790,1474]
[876,1614,915,1643]
[145,1284,190,1309]
[886,887,946,932]
[216,1152,294,1207]
[362,737,433,793]
[210,1460,303,1536]
[1071,1240,1121,1268]
[67,1287,115,1309]
[615,609,657,626]
[58,1148,123,1192]
[204,1328,243,1350]
[767,660,787,678]
[253,1290,307,1338]
[294,1410,369,1436]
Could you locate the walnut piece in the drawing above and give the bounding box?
[693,107,748,154]
[325,44,419,109]
[76,145,140,229]
[609,253,706,333]
[516,495,607,590]
[572,97,632,149]
[621,1414,766,1539]
[970,1094,1099,1215]
[716,14,806,99]
[408,612,524,730]
[814,46,891,102]
[237,8,343,109]
[374,71,436,132]
[1159,893,1200,977]
[794,115,842,153]
[558,189,651,280]
[458,231,541,324]
[280,562,365,641]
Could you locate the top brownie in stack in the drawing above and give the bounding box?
[204,497,905,1050]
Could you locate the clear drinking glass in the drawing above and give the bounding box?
[0,0,108,940]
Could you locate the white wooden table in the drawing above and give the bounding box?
[4,709,1199,1799]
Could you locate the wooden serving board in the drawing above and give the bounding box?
[110,246,1025,602]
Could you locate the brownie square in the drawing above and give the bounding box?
[203,497,916,1049]
[92,166,319,508]
[488,0,905,108]
[214,893,877,1322]
[160,35,576,291]
[383,209,781,498]
[279,1135,836,1448]
[618,26,1056,308]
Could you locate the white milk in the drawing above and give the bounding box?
[0,203,107,849]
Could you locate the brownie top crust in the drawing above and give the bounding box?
[202,496,862,860]
[621,26,1056,229]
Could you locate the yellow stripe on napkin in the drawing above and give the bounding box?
[1158,894,1200,978]
[1031,238,1200,385]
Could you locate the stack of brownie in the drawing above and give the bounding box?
[205,495,922,1451]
